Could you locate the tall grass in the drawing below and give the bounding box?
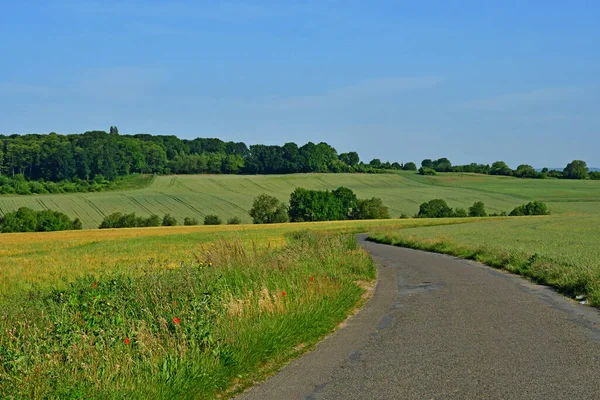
[0,232,374,399]
[369,221,600,306]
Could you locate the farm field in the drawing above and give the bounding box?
[1,172,599,398]
[0,217,495,297]
[1,172,599,228]
[0,217,500,398]
[369,214,600,305]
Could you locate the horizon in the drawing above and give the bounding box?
[1,1,599,167]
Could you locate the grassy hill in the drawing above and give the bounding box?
[0,172,599,228]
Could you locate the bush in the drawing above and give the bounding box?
[136,215,161,227]
[249,194,288,224]
[399,212,410,219]
[509,201,550,216]
[227,216,242,225]
[72,218,83,230]
[468,201,487,217]
[353,198,390,220]
[162,214,177,226]
[490,161,513,176]
[184,217,199,226]
[99,213,123,229]
[454,208,468,218]
[15,182,32,195]
[204,215,222,225]
[589,171,600,180]
[514,164,541,179]
[418,167,437,176]
[402,162,417,171]
[30,181,49,194]
[99,213,162,229]
[417,199,454,218]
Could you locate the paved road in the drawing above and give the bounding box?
[239,235,600,400]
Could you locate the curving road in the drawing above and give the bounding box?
[238,234,600,399]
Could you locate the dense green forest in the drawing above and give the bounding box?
[0,128,597,196]
[0,127,398,182]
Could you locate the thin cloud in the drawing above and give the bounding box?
[461,85,596,111]
[73,66,167,99]
[0,67,166,102]
[266,76,443,110]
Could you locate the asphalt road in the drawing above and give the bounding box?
[238,234,600,400]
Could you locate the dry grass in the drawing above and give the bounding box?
[0,218,488,296]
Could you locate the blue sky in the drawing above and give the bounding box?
[1,0,599,167]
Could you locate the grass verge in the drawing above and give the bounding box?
[368,231,600,307]
[0,231,374,399]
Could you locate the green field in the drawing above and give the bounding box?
[1,172,599,228]
[369,214,600,305]
[1,172,599,398]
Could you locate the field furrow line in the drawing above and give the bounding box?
[125,195,154,215]
[82,197,107,218]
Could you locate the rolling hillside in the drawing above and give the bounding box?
[0,172,598,228]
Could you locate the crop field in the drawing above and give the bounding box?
[1,172,599,228]
[1,172,599,398]
[0,217,501,398]
[0,217,496,297]
[369,214,600,305]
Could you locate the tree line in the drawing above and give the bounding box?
[0,129,597,197]
[98,212,241,228]
[419,158,599,180]
[415,199,549,218]
[0,128,414,185]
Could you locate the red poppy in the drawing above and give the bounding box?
[281,291,287,296]
[309,276,314,281]
[173,317,181,324]
[91,281,98,289]
[124,338,130,345]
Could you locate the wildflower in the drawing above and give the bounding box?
[173,317,181,324]
[309,276,314,281]
[281,291,287,297]
[124,338,130,345]
[92,281,98,289]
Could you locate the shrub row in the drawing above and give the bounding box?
[99,213,242,228]
[0,174,125,195]
[0,207,82,233]
[415,200,549,219]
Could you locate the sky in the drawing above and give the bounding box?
[1,0,599,168]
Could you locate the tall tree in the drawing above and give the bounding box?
[490,161,512,176]
[563,160,589,179]
[421,159,434,168]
